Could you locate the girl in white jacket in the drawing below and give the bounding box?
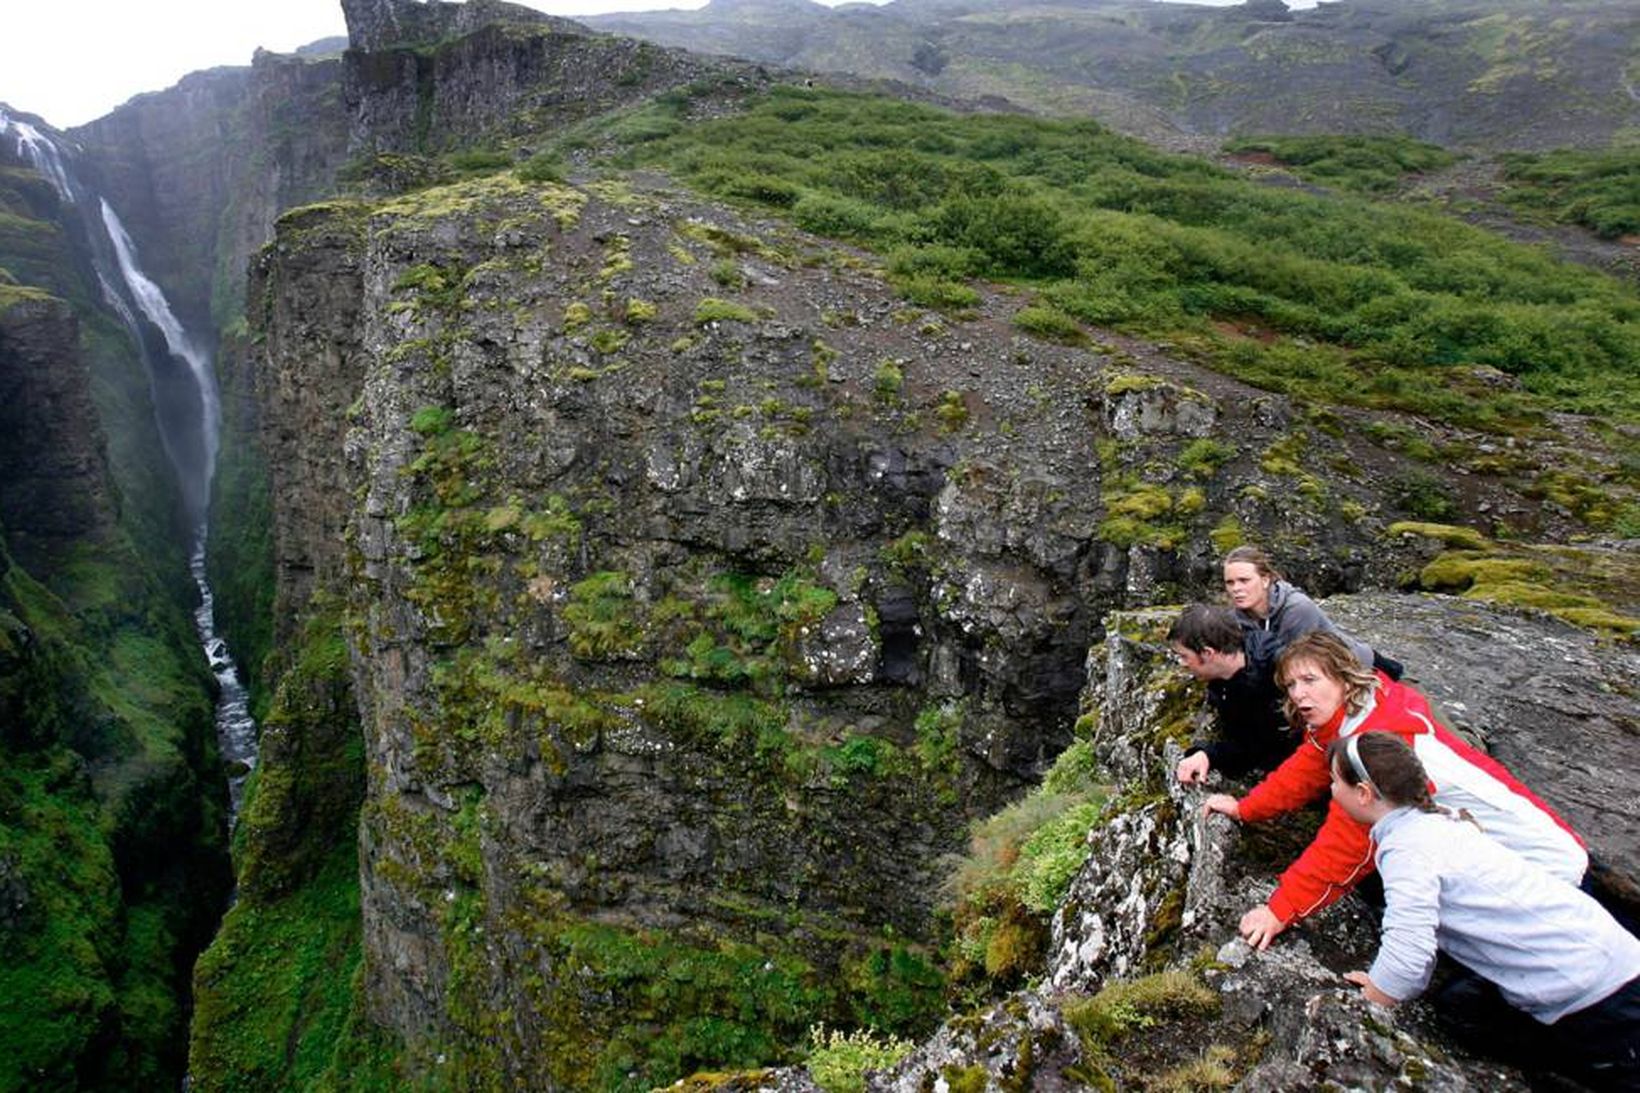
[1329,731,1640,1090]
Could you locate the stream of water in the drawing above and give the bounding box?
[1,106,257,820]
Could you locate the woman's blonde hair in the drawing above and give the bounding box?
[1275,631,1379,721]
[1222,544,1282,582]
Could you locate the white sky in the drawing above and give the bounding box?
[0,0,1293,131]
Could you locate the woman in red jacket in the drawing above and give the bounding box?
[1203,631,1587,950]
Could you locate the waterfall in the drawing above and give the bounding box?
[0,110,76,204]
[1,106,257,818]
[101,200,222,503]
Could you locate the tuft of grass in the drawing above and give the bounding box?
[694,297,761,325]
[1063,969,1219,1050]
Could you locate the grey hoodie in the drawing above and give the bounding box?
[1368,806,1640,1023]
[1235,579,1374,672]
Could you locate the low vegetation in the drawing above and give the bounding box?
[1390,522,1640,639]
[805,1024,917,1093]
[1223,133,1458,194]
[946,735,1105,994]
[574,86,1638,431]
[1496,147,1640,240]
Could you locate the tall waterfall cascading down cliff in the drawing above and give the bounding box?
[0,106,257,813]
[100,200,222,517]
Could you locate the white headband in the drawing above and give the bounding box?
[1344,734,1373,786]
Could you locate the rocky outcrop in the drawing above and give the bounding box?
[342,7,753,158]
[341,0,580,53]
[835,594,1636,1090]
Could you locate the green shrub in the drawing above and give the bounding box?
[445,148,511,176]
[1387,469,1457,520]
[516,152,566,183]
[874,360,904,401]
[792,193,883,237]
[806,1025,916,1093]
[1497,147,1640,239]
[1224,134,1457,194]
[1013,305,1088,344]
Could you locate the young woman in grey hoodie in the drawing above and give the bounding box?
[1222,545,1386,675]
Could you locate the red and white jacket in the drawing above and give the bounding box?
[1238,672,1587,925]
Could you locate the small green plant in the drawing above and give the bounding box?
[516,152,566,183]
[881,530,931,571]
[1064,969,1219,1050]
[1178,438,1232,479]
[934,389,970,432]
[1388,469,1456,520]
[806,1024,916,1093]
[874,360,905,402]
[710,258,746,288]
[694,297,760,325]
[1013,304,1088,345]
[563,571,645,659]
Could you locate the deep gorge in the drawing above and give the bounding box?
[1,1,1637,1089]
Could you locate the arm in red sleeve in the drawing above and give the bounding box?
[1266,799,1377,924]
[1237,734,1329,824]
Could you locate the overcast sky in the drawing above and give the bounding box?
[0,0,1295,131]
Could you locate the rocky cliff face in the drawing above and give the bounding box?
[0,294,117,574]
[232,136,1606,1082]
[341,3,752,160]
[72,48,350,330]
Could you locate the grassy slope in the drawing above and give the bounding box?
[585,86,1637,430]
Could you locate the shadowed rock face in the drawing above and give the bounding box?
[0,295,116,572]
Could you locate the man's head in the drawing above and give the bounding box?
[1167,604,1245,681]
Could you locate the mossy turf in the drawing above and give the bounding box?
[0,530,228,1088]
[1391,523,1640,639]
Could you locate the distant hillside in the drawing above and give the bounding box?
[587,0,1640,151]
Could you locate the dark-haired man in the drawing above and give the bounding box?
[1168,604,1297,785]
